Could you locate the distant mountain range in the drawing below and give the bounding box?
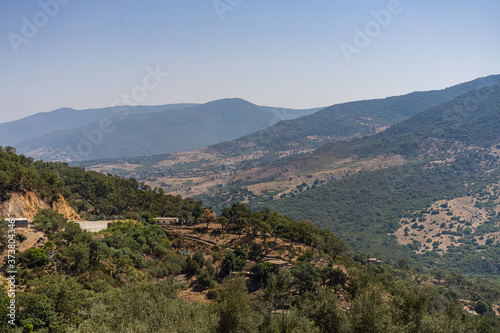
[77,75,500,198]
[0,103,198,148]
[3,99,322,161]
[208,75,500,157]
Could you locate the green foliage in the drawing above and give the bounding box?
[193,251,205,267]
[21,248,50,268]
[217,277,257,333]
[349,287,393,332]
[250,262,277,286]
[197,269,215,288]
[475,300,490,315]
[34,209,67,232]
[74,280,218,333]
[220,252,247,275]
[298,288,349,333]
[0,282,10,331]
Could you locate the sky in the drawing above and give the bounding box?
[1,0,499,123]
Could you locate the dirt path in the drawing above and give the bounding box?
[0,227,45,283]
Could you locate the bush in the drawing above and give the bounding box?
[250,262,276,285]
[193,251,205,267]
[16,233,28,242]
[234,246,248,259]
[185,256,199,275]
[44,241,55,251]
[220,252,246,274]
[22,248,50,268]
[475,300,490,315]
[196,269,215,288]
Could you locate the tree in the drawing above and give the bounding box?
[193,251,205,267]
[192,200,204,223]
[89,239,108,268]
[321,267,348,291]
[221,203,252,230]
[291,262,320,292]
[259,270,294,312]
[391,288,428,332]
[63,221,83,245]
[475,300,490,315]
[17,293,65,331]
[75,281,218,332]
[33,209,67,232]
[250,262,276,286]
[67,243,90,273]
[301,289,348,333]
[201,208,217,229]
[220,252,246,275]
[349,288,393,333]
[44,240,55,251]
[433,268,446,284]
[217,216,230,232]
[217,277,256,333]
[22,248,50,268]
[197,269,215,288]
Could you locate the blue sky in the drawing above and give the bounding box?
[1,0,499,123]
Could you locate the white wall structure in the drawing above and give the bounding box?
[75,221,110,232]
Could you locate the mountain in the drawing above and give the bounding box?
[13,99,322,161]
[209,74,500,157]
[77,75,500,200]
[0,103,198,148]
[264,82,500,277]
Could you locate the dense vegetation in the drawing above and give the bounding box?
[3,79,500,333]
[264,83,500,277]
[2,210,500,332]
[267,154,500,276]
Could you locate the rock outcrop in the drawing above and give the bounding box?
[0,191,81,221]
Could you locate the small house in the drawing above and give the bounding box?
[156,217,179,226]
[8,218,31,228]
[367,258,382,265]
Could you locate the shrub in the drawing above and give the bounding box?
[196,269,215,288]
[22,248,50,268]
[193,251,205,267]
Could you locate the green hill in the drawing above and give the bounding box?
[314,81,500,158]
[210,75,500,157]
[266,83,500,277]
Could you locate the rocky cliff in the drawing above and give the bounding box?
[0,191,81,221]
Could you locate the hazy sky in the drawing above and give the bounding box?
[1,0,499,123]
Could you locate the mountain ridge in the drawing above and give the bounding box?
[12,99,322,161]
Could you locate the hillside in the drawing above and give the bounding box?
[211,74,500,156]
[2,147,500,332]
[13,99,321,162]
[261,82,500,277]
[78,75,500,199]
[2,209,500,332]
